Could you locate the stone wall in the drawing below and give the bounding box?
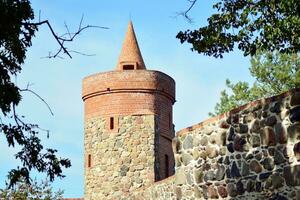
[128,176,176,200]
[84,115,157,199]
[173,89,300,199]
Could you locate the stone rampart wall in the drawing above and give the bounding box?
[173,89,300,199]
[128,176,176,200]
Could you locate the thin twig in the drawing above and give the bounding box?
[64,22,72,39]
[19,88,54,116]
[176,0,198,23]
[13,103,50,137]
[68,50,96,56]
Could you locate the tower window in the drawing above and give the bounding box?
[165,154,169,178]
[110,117,114,130]
[88,154,91,168]
[123,64,135,70]
[169,112,171,130]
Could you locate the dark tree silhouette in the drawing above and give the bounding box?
[0,0,106,187]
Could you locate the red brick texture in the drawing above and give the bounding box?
[82,70,175,119]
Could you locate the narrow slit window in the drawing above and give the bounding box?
[169,113,171,129]
[165,154,169,178]
[110,117,114,130]
[88,154,91,168]
[123,64,135,70]
[169,112,173,130]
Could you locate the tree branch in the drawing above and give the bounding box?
[177,0,198,23]
[19,85,54,116]
[22,16,109,59]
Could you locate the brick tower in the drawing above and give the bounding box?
[82,21,175,199]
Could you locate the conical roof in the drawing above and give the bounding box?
[116,21,146,70]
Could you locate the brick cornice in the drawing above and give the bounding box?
[82,88,175,104]
[82,70,175,101]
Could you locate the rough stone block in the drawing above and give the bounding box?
[293,142,300,161]
[182,153,193,165]
[261,157,274,171]
[226,183,237,197]
[215,165,225,181]
[183,135,193,149]
[236,180,244,195]
[233,135,246,152]
[230,161,241,178]
[175,168,186,185]
[207,185,218,199]
[274,149,286,165]
[283,165,300,186]
[194,168,203,184]
[206,145,218,158]
[265,115,277,126]
[287,123,300,143]
[250,119,261,133]
[261,127,276,146]
[250,160,262,173]
[290,106,300,123]
[290,92,300,106]
[235,123,248,134]
[274,123,287,144]
[271,174,284,189]
[217,186,228,198]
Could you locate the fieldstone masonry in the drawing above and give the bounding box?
[173,89,300,199]
[84,115,157,199]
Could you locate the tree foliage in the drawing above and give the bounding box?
[210,51,300,116]
[177,0,300,58]
[0,179,63,200]
[0,0,72,187]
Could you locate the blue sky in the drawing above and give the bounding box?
[0,0,253,198]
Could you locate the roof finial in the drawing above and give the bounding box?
[116,21,146,70]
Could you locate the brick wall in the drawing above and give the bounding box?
[82,70,175,119]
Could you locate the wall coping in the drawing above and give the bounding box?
[64,198,83,200]
[177,87,300,136]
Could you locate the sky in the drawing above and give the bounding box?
[0,0,253,198]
